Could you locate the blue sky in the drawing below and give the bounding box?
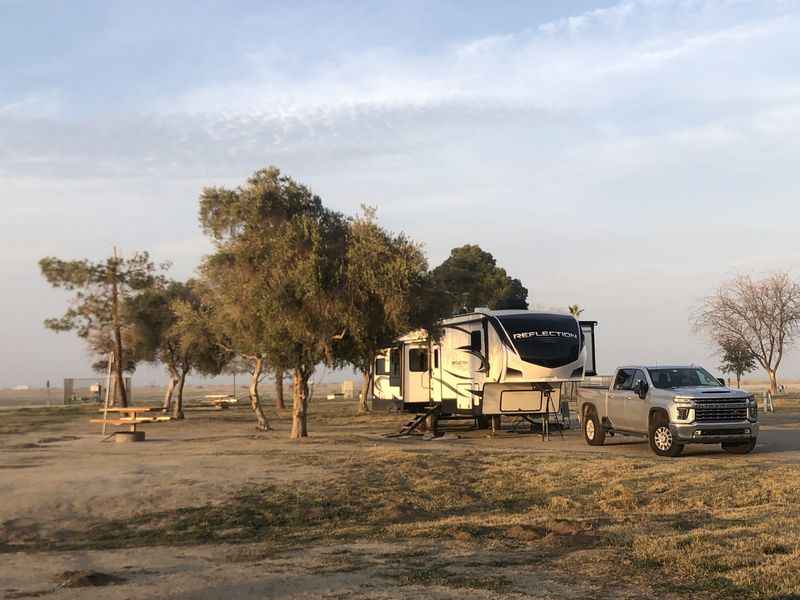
[2,0,800,387]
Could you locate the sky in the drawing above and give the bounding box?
[2,0,800,388]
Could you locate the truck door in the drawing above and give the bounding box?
[625,369,650,433]
[607,368,635,429]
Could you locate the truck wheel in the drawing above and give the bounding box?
[583,410,605,446]
[649,415,683,457]
[722,439,757,454]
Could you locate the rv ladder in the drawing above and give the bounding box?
[386,405,442,438]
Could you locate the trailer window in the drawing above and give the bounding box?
[470,330,482,352]
[389,348,401,386]
[409,348,428,372]
[433,349,439,369]
[498,314,580,368]
[375,357,388,376]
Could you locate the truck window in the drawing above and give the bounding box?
[409,348,428,372]
[613,369,636,390]
[631,370,646,390]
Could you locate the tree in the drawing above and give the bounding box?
[431,245,528,315]
[198,166,349,437]
[198,251,274,431]
[273,368,287,411]
[568,304,584,317]
[39,250,164,407]
[339,207,434,413]
[694,273,800,394]
[258,209,351,438]
[128,280,231,419]
[718,337,757,389]
[168,292,233,417]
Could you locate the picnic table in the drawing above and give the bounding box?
[204,394,238,409]
[90,407,171,442]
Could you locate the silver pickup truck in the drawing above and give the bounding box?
[578,365,758,457]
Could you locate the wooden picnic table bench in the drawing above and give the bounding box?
[203,394,237,409]
[92,407,171,442]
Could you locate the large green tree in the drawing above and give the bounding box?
[431,245,529,315]
[198,166,350,437]
[39,250,164,406]
[128,280,231,418]
[339,207,435,413]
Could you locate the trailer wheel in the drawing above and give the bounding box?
[649,414,683,457]
[722,439,757,454]
[583,409,605,446]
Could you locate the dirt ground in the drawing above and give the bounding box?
[2,398,800,599]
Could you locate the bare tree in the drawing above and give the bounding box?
[695,273,800,394]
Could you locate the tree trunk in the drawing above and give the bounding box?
[736,372,741,389]
[358,369,372,414]
[162,368,179,412]
[172,370,187,420]
[274,370,286,410]
[768,369,778,395]
[290,368,309,439]
[249,358,270,431]
[110,251,128,407]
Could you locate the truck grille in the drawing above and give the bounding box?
[695,399,748,422]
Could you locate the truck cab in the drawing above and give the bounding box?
[578,365,758,457]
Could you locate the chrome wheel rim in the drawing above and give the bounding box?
[654,426,672,451]
[586,419,595,440]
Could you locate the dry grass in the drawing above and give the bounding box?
[5,442,800,598]
[0,405,86,436]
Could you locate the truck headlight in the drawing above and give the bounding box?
[747,396,758,421]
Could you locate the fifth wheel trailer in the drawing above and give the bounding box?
[372,308,597,419]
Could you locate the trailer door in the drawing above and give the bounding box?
[403,343,430,405]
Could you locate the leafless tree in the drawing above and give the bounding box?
[694,273,800,394]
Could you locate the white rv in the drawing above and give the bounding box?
[372,309,597,419]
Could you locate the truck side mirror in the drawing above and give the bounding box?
[636,380,649,399]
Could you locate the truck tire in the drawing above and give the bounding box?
[583,409,605,446]
[722,439,757,454]
[649,414,683,457]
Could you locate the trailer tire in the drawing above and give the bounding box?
[583,408,605,446]
[722,439,757,454]
[649,413,683,457]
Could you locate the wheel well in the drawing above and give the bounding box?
[582,403,596,418]
[649,408,668,428]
